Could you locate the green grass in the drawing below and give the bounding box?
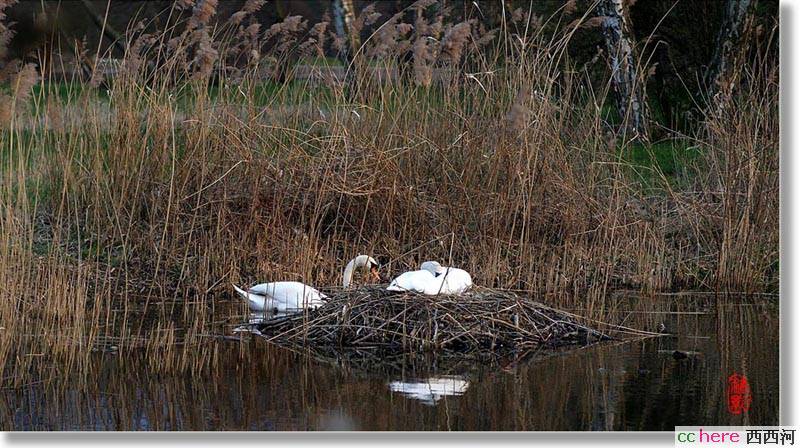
[14,80,707,201]
[177,78,335,109]
[298,56,344,67]
[620,141,703,192]
[1,130,56,209]
[30,81,111,102]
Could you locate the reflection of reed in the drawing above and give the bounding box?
[0,298,778,430]
[714,299,779,425]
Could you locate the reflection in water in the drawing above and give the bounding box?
[388,376,470,406]
[1,297,779,431]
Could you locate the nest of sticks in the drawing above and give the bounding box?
[240,286,622,355]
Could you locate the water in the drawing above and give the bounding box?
[1,296,779,431]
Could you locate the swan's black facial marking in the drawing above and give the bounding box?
[373,255,389,268]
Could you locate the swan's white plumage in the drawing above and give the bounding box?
[386,269,436,293]
[233,281,326,313]
[234,255,379,314]
[434,267,473,295]
[387,261,472,295]
[419,261,473,295]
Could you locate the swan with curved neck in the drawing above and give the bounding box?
[233,255,379,313]
[342,254,381,288]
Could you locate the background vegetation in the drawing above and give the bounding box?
[0,0,778,384]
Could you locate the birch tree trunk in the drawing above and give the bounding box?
[341,0,360,51]
[705,0,753,101]
[331,0,358,66]
[597,0,648,140]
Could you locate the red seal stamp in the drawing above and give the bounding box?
[726,372,752,415]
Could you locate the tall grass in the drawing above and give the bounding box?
[0,1,778,385]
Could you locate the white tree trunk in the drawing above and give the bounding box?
[706,0,752,100]
[342,0,360,49]
[332,0,358,65]
[332,0,350,64]
[597,0,647,140]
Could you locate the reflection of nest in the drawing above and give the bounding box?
[264,340,591,381]
[239,286,620,357]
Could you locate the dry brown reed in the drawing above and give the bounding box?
[240,286,631,355]
[439,21,472,64]
[0,1,778,386]
[564,0,578,16]
[189,0,218,29]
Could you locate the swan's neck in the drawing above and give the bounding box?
[343,255,373,287]
[342,259,357,288]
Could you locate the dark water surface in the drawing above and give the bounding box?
[2,296,779,431]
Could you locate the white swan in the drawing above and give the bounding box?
[342,254,381,288]
[387,261,473,295]
[420,261,473,295]
[234,254,379,313]
[233,281,326,313]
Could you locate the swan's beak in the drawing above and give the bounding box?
[370,266,383,282]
